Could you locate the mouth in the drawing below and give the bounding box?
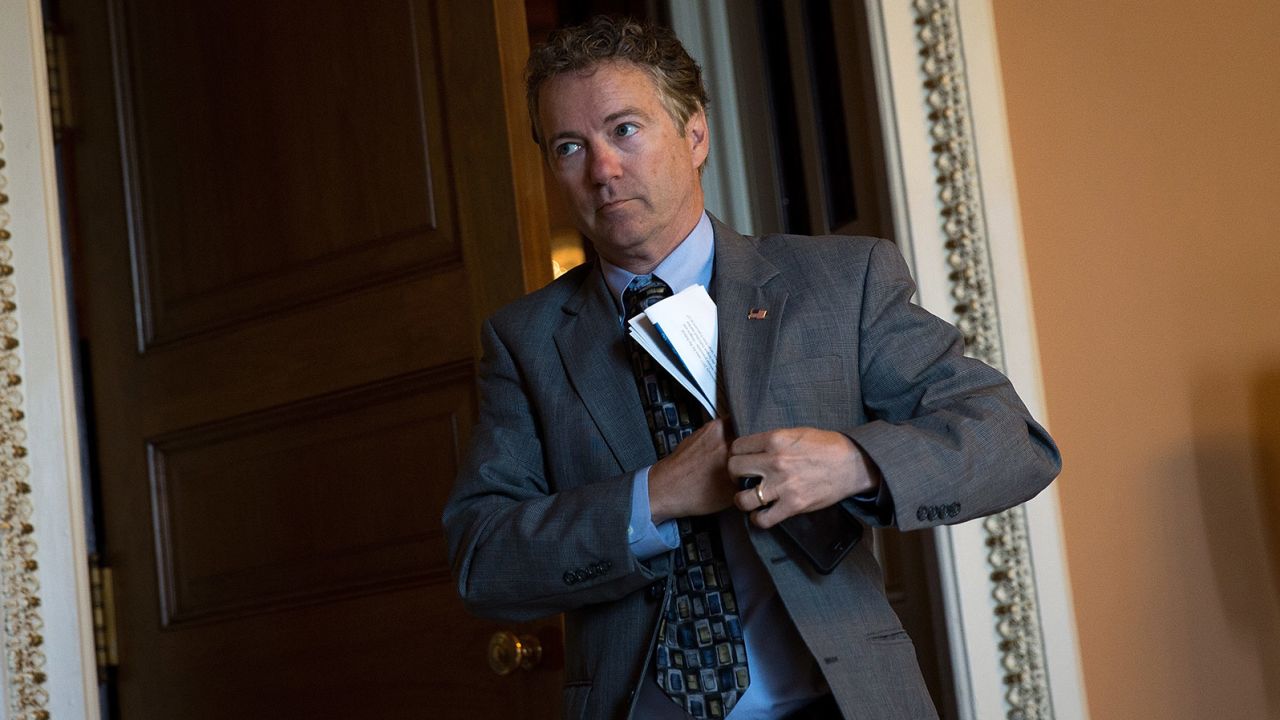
[596,198,633,213]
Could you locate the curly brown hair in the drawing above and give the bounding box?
[525,15,709,147]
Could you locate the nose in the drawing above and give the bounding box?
[588,144,622,185]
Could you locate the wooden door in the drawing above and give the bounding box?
[58,0,558,717]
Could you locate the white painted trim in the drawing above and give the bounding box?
[868,0,1089,718]
[0,0,99,717]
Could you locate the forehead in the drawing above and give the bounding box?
[538,61,665,127]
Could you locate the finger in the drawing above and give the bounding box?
[729,429,781,455]
[688,417,724,442]
[751,501,795,529]
[751,504,775,528]
[732,488,758,512]
[732,480,770,513]
[726,454,771,479]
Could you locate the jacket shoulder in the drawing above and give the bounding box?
[751,232,899,290]
[754,232,884,262]
[486,261,595,335]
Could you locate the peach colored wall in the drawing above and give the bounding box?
[991,2,1280,718]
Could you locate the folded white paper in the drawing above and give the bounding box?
[627,284,719,417]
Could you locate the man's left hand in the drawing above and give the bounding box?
[727,427,881,529]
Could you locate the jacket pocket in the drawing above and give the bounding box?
[561,680,592,720]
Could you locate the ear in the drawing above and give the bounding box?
[685,108,710,169]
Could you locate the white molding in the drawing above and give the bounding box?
[0,0,99,717]
[868,1,1089,718]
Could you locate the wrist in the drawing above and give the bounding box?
[648,460,672,524]
[847,437,883,496]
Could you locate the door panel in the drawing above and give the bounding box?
[112,0,458,347]
[147,365,470,626]
[61,0,557,716]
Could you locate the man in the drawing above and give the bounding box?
[442,15,1059,720]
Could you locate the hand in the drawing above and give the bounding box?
[648,418,736,524]
[727,427,881,529]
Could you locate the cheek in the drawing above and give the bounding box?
[550,168,591,206]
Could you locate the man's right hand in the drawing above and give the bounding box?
[647,418,735,524]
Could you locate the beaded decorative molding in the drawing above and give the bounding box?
[911,1,1053,718]
[0,108,52,719]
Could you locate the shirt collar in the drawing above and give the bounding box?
[599,212,715,318]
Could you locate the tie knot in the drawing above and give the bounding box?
[623,274,672,319]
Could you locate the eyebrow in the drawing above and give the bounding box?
[547,106,653,145]
[603,107,650,125]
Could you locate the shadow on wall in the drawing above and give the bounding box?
[1190,367,1280,718]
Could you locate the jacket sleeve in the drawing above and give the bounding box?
[440,318,664,622]
[842,239,1061,531]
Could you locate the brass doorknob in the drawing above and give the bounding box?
[488,631,543,675]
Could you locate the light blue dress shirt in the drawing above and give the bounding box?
[600,213,829,719]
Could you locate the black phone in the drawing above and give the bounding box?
[739,475,863,575]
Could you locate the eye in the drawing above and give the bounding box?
[614,122,639,138]
[554,141,582,158]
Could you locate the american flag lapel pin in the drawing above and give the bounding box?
[747,308,768,320]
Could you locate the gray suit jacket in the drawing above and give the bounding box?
[442,219,1060,719]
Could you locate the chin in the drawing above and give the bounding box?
[592,225,647,253]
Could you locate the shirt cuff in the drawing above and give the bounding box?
[846,479,896,527]
[840,431,897,527]
[627,467,679,560]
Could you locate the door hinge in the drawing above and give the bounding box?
[44,27,73,138]
[88,554,119,678]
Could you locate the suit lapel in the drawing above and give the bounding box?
[554,265,657,472]
[711,218,789,438]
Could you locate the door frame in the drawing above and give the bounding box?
[0,0,99,718]
[3,0,1087,718]
[671,1,1089,719]
[870,3,1089,717]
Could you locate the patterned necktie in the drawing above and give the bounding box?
[624,274,750,719]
